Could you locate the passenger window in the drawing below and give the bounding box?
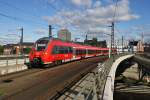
[52,46,59,54]
[64,47,68,53]
[59,46,64,54]
[76,49,79,55]
[69,47,73,53]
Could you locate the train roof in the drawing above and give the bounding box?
[36,37,50,42]
[51,38,109,50]
[36,37,112,50]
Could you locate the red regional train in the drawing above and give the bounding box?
[29,37,116,67]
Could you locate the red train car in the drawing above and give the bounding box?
[29,37,116,67]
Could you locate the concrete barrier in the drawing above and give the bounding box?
[0,58,29,67]
[103,55,133,100]
[0,64,28,75]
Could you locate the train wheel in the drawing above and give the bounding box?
[54,60,62,65]
[57,60,62,65]
[30,62,40,68]
[53,61,57,66]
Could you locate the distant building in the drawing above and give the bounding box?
[128,40,144,53]
[137,40,144,53]
[144,43,150,53]
[129,41,138,53]
[98,40,107,47]
[3,42,34,55]
[114,39,129,53]
[57,29,71,41]
[84,38,107,47]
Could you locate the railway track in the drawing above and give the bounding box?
[50,61,97,99]
[0,59,85,82]
[0,56,107,100]
[0,68,44,83]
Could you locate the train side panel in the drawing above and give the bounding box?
[29,37,117,67]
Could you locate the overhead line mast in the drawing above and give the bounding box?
[110,0,119,57]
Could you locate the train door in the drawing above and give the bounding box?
[72,47,76,60]
[86,49,88,57]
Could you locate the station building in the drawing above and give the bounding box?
[3,42,34,55]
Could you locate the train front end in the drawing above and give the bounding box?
[29,37,50,67]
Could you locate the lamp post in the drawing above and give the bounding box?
[19,27,23,55]
[101,32,112,58]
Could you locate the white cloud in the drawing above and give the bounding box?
[43,0,140,40]
[71,0,92,7]
[117,14,139,21]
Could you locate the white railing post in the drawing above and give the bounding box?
[6,55,8,66]
[16,55,18,65]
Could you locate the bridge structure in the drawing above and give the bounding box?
[58,53,150,100]
[65,54,134,100]
[0,53,149,100]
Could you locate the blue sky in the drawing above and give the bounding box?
[0,0,149,44]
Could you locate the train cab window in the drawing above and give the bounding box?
[35,37,49,51]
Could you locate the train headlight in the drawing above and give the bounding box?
[43,52,48,56]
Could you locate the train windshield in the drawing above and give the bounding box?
[35,37,49,51]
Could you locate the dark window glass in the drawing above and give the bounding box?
[69,47,73,53]
[79,50,81,55]
[59,46,64,54]
[52,46,59,54]
[76,49,79,55]
[88,50,96,54]
[64,47,68,53]
[81,49,86,54]
[105,50,108,53]
[98,50,101,53]
[76,49,78,55]
[52,46,74,54]
[36,38,49,51]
